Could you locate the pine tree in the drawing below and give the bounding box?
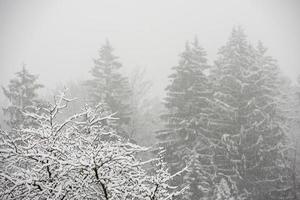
[157,38,214,199]
[281,74,300,200]
[292,77,300,199]
[86,40,132,135]
[209,27,292,199]
[2,65,44,129]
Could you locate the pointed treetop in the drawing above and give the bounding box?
[217,26,251,63]
[13,64,42,88]
[193,36,199,47]
[22,63,26,72]
[104,38,112,49]
[101,39,113,52]
[257,40,268,55]
[231,26,246,38]
[95,39,120,66]
[185,41,190,51]
[225,26,248,48]
[17,63,29,77]
[2,65,44,128]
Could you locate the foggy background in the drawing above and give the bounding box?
[1,0,300,99]
[1,1,300,199]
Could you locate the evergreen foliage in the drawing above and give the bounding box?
[157,38,213,199]
[159,28,293,199]
[86,41,132,133]
[209,27,292,199]
[2,65,44,129]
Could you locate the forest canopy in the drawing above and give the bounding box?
[1,27,300,200]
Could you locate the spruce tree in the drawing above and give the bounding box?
[157,38,213,199]
[209,27,292,199]
[2,65,44,129]
[86,41,132,135]
[291,76,300,199]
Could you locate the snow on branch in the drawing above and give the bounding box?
[0,94,186,200]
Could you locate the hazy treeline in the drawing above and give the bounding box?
[1,27,300,199]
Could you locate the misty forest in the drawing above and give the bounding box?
[1,1,300,200]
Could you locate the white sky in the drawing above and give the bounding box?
[0,0,300,97]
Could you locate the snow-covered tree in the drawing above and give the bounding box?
[85,40,132,136]
[157,38,214,199]
[2,65,44,129]
[51,80,90,123]
[0,91,186,200]
[143,148,188,200]
[287,76,300,199]
[209,27,293,199]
